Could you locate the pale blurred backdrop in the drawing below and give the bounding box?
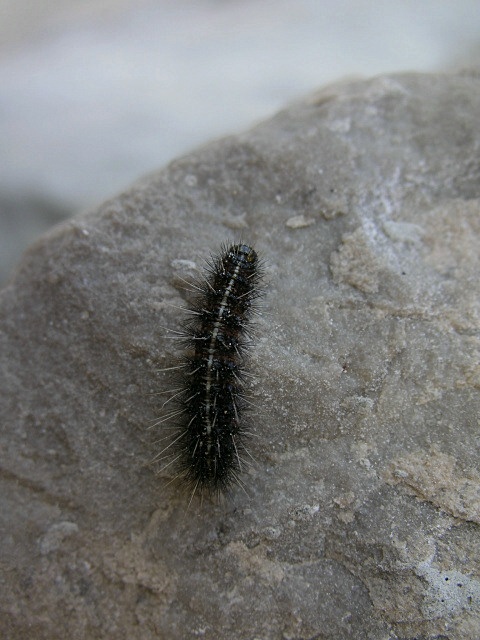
[1,0,480,284]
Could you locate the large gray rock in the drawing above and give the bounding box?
[1,71,480,639]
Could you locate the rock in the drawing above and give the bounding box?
[1,70,480,639]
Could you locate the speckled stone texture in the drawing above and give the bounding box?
[1,71,479,639]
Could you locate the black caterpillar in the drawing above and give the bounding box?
[160,243,263,499]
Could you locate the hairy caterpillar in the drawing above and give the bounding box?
[157,243,263,499]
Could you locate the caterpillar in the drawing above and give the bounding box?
[158,243,263,499]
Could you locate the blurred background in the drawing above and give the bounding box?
[1,0,480,285]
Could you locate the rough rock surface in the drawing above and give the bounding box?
[1,71,480,639]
